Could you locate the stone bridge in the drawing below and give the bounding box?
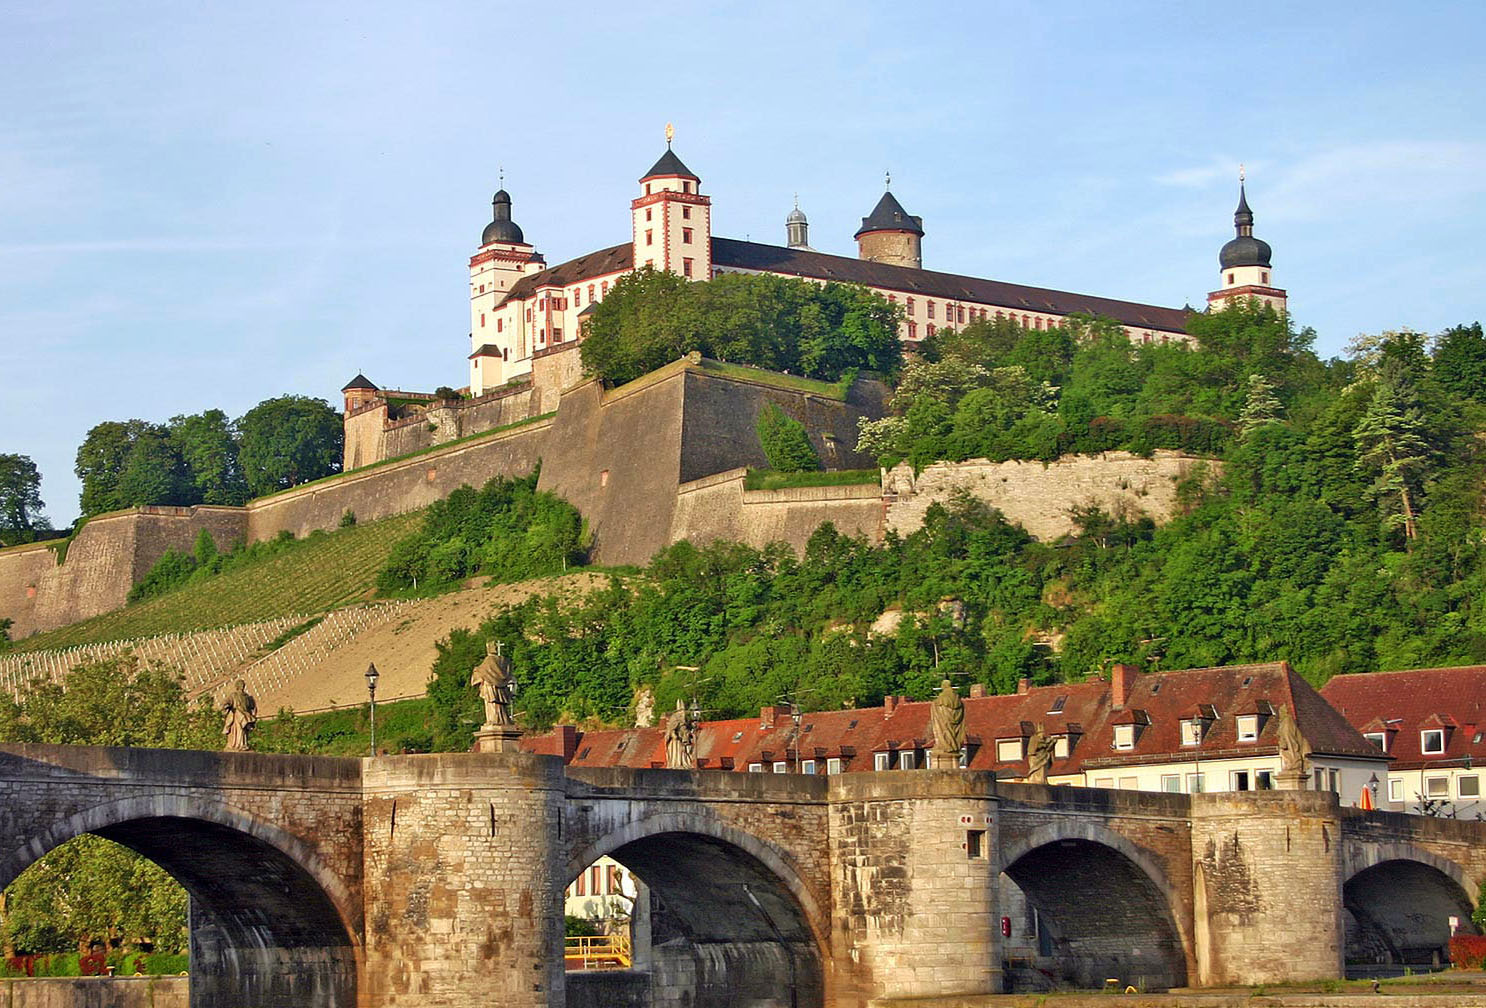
[2,745,1484,1008]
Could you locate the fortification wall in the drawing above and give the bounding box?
[348,384,543,470]
[246,418,551,541]
[0,976,187,1008]
[532,343,584,415]
[0,507,248,641]
[884,450,1213,541]
[670,469,884,553]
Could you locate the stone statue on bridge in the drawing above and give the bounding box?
[221,679,257,752]
[663,699,695,769]
[929,679,965,769]
[1025,723,1057,784]
[1276,704,1311,789]
[471,640,516,728]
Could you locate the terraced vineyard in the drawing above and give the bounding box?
[12,511,423,652]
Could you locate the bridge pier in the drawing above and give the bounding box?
[1191,791,1344,985]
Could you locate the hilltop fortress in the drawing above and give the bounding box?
[0,140,1272,639]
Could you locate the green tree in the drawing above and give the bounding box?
[0,453,47,543]
[236,395,344,498]
[115,426,191,508]
[1354,361,1432,541]
[75,419,155,516]
[756,404,820,472]
[1238,373,1284,435]
[169,409,249,506]
[1434,323,1486,404]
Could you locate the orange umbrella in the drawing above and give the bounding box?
[1358,785,1375,810]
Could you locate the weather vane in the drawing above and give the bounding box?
[665,122,675,147]
[885,169,891,189]
[1239,163,1245,184]
[499,165,504,186]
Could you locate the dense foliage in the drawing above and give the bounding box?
[0,656,218,957]
[0,453,49,545]
[376,471,587,594]
[74,398,341,517]
[421,308,1486,736]
[580,267,903,386]
[127,527,301,604]
[756,404,820,473]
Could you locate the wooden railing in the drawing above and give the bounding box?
[564,932,632,971]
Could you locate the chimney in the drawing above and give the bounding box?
[1111,663,1137,708]
[760,706,779,729]
[884,695,900,717]
[969,683,987,699]
[556,724,580,763]
[1017,677,1031,695]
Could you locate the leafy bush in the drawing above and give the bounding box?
[375,470,587,595]
[757,404,820,473]
[1451,934,1486,970]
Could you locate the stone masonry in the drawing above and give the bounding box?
[4,746,1486,1007]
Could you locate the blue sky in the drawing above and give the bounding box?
[3,1,1483,525]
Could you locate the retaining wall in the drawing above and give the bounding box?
[0,977,188,1008]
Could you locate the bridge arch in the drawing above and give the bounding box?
[563,809,827,1008]
[998,821,1190,991]
[2,792,360,1006]
[1342,841,1478,973]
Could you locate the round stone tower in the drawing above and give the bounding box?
[855,178,924,270]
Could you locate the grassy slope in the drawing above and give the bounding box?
[15,512,422,651]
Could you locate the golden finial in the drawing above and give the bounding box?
[665,122,675,147]
[1239,163,1245,184]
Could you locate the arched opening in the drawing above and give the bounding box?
[1001,838,1186,992]
[563,830,823,1008]
[1344,858,1478,976]
[3,811,357,1007]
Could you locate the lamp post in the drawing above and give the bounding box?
[365,662,380,756]
[1369,773,1380,802]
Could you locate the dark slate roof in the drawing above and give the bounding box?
[341,373,377,392]
[481,189,526,246]
[1220,235,1272,269]
[855,190,923,238]
[712,238,1191,334]
[503,243,634,303]
[641,147,698,181]
[1321,666,1486,770]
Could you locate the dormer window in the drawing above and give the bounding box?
[1236,715,1259,742]
[1112,724,1136,750]
[996,738,1024,762]
[1053,735,1069,758]
[1180,719,1203,747]
[1422,729,1446,755]
[1364,731,1387,752]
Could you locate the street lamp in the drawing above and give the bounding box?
[1368,773,1380,800]
[365,663,380,756]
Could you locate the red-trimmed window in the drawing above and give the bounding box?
[602,281,609,295]
[479,314,485,328]
[497,318,503,333]
[682,206,691,219]
[588,284,595,301]
[683,257,694,278]
[573,288,581,307]
[958,306,965,324]
[682,227,693,243]
[927,324,936,338]
[908,321,918,339]
[927,302,936,319]
[907,297,915,314]
[646,208,653,222]
[646,230,653,246]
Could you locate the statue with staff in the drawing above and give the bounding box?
[663,698,695,769]
[222,679,257,752]
[929,679,966,769]
[1025,723,1057,784]
[471,640,516,729]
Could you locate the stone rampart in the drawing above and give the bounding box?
[0,977,188,1008]
[670,469,884,553]
[884,450,1214,541]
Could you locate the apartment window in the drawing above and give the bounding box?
[996,739,1023,762]
[1364,731,1387,752]
[927,324,936,338]
[1118,776,1139,790]
[682,206,691,219]
[1256,770,1275,790]
[826,757,843,775]
[1112,724,1135,750]
[1186,773,1205,794]
[1094,777,1114,789]
[1160,774,1181,793]
[1388,777,1404,801]
[1422,729,1445,754]
[1328,769,1340,792]
[1236,715,1259,742]
[1460,776,1480,797]
[588,284,595,301]
[907,321,918,339]
[683,257,694,278]
[1232,770,1251,791]
[958,306,965,323]
[682,227,693,243]
[1426,776,1450,798]
[747,762,763,773]
[573,289,581,307]
[1180,719,1202,746]
[772,761,787,774]
[927,302,936,319]
[1053,736,1069,758]
[801,759,817,775]
[906,297,915,314]
[646,229,654,246]
[872,752,890,771]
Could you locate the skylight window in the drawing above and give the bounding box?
[1047,695,1067,714]
[732,732,743,743]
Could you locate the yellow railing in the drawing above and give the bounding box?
[564,932,632,970]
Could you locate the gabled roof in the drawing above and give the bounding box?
[1321,666,1486,769]
[855,190,924,238]
[712,238,1191,334]
[642,148,698,182]
[504,243,635,303]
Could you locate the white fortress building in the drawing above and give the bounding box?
[463,132,1285,395]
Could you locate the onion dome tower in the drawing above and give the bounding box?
[1207,167,1286,314]
[855,173,924,270]
[469,179,544,395]
[632,123,712,280]
[786,197,811,250]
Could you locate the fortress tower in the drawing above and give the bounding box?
[469,188,544,392]
[631,126,712,280]
[1208,169,1287,314]
[855,176,924,270]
